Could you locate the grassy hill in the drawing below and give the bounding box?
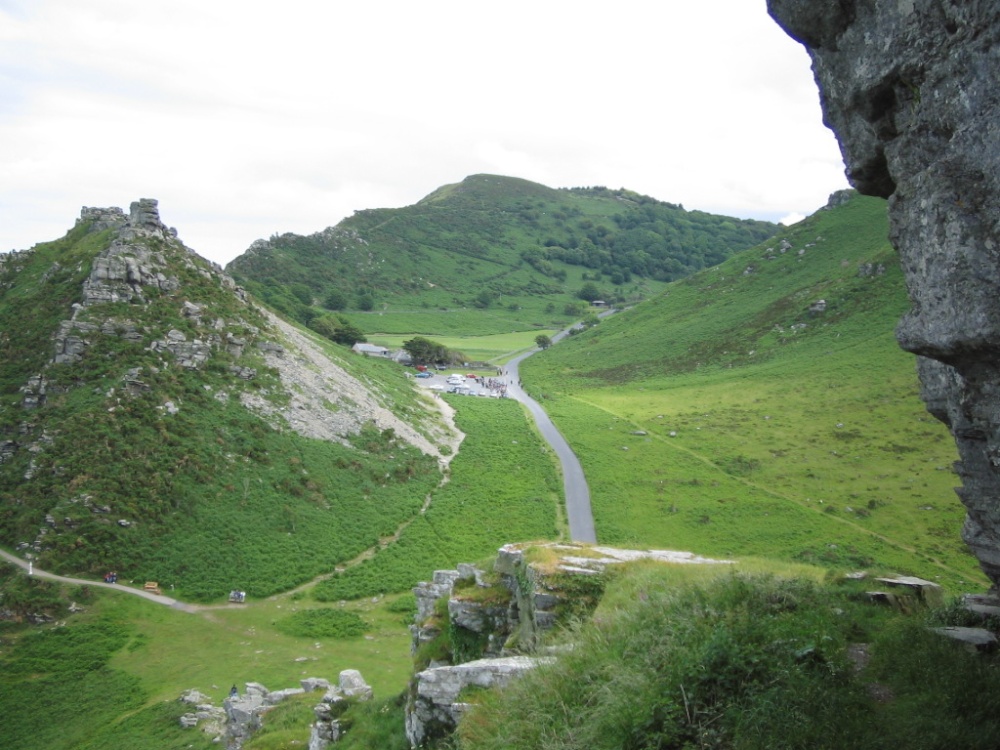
[0,203,460,602]
[521,192,984,590]
[225,174,778,337]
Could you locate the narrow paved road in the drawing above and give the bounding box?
[503,345,597,543]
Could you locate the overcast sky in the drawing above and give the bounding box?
[1,0,849,267]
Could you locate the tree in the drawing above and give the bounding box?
[308,314,367,346]
[577,282,601,302]
[323,289,347,310]
[535,334,552,350]
[473,289,495,309]
[289,283,313,305]
[403,336,450,366]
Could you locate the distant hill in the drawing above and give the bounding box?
[526,190,900,382]
[225,174,778,330]
[0,201,456,601]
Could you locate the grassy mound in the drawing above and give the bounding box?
[458,569,1000,750]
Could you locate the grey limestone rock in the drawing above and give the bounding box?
[77,206,126,232]
[931,626,998,652]
[768,0,1000,587]
[338,669,372,700]
[873,575,944,608]
[300,677,331,693]
[406,656,552,748]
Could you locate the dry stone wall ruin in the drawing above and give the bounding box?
[767,0,1000,588]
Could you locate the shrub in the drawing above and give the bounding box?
[274,608,369,639]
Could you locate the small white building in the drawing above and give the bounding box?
[352,343,390,357]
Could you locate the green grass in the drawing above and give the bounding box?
[313,396,562,601]
[520,194,985,592]
[2,387,442,601]
[457,568,1000,750]
[0,386,567,749]
[0,577,419,750]
[243,693,317,749]
[368,330,556,364]
[274,608,369,638]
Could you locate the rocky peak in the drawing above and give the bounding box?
[767,1,1000,587]
[77,206,126,233]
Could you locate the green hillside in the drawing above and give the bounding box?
[521,192,984,589]
[0,206,453,601]
[225,174,778,336]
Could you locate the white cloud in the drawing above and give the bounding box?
[0,0,849,265]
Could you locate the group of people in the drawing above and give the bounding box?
[476,377,511,397]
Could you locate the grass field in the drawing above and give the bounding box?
[0,576,416,750]
[520,194,986,592]
[313,396,563,601]
[366,330,556,364]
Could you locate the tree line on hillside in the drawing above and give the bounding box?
[226,180,778,315]
[540,192,777,282]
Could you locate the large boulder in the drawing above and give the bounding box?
[767,1,1000,587]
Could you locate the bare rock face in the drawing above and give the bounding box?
[767,1,1000,585]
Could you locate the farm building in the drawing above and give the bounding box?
[352,343,390,357]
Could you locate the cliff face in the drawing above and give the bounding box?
[767,1,1000,585]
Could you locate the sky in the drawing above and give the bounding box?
[0,0,850,267]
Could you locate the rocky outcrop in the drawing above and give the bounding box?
[178,688,227,737]
[405,543,733,746]
[76,206,126,232]
[767,1,1000,587]
[308,670,374,750]
[178,672,372,750]
[406,656,552,748]
[79,201,184,308]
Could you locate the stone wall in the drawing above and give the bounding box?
[767,1,1000,588]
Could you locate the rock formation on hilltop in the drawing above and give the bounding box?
[767,1,1000,586]
[0,198,459,592]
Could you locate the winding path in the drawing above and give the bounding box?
[0,548,200,612]
[503,333,597,543]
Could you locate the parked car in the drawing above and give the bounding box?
[416,371,433,378]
